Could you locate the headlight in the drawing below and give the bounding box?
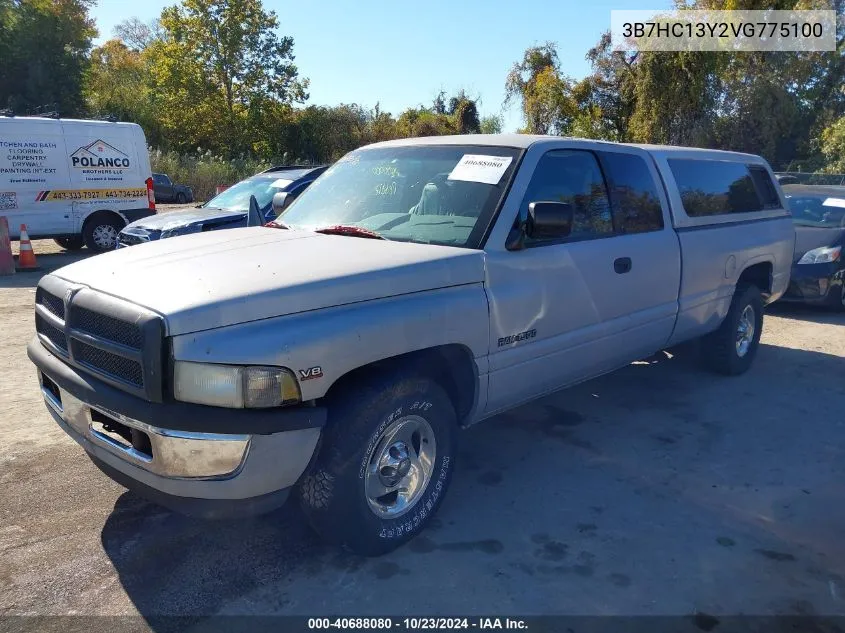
[797,245,841,264]
[173,361,301,408]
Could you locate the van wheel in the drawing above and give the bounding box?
[702,284,764,375]
[54,237,84,251]
[299,374,456,556]
[83,213,124,252]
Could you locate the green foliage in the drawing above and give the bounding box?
[820,117,845,173]
[506,0,845,170]
[0,0,96,115]
[480,115,503,134]
[149,148,270,201]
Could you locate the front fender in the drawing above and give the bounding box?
[171,284,490,402]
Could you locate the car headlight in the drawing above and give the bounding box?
[173,361,301,408]
[797,245,841,264]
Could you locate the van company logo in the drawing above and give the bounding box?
[70,140,130,170]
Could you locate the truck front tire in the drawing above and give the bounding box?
[702,283,764,375]
[299,374,456,556]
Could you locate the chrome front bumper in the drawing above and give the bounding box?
[41,371,249,479]
[38,370,322,505]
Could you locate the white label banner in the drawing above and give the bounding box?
[448,155,513,185]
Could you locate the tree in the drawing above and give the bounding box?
[480,115,503,134]
[144,0,308,155]
[84,39,162,143]
[113,16,162,51]
[504,43,578,134]
[820,117,845,173]
[0,0,96,116]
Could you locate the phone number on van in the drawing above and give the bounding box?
[35,188,147,202]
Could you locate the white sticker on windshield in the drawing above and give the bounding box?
[447,155,513,185]
[270,178,293,189]
[822,197,845,209]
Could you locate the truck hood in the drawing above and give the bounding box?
[52,227,484,335]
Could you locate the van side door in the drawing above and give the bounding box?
[482,145,681,416]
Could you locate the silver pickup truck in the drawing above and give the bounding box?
[28,135,793,555]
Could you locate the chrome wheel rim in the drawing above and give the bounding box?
[92,224,118,249]
[364,415,436,518]
[735,304,755,357]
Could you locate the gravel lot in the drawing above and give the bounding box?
[1,231,844,629]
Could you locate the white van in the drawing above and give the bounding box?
[0,116,156,251]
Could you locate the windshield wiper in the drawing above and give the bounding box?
[313,225,385,240]
[264,219,290,229]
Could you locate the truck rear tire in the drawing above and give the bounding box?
[82,213,124,252]
[299,374,456,556]
[702,283,764,375]
[54,237,84,251]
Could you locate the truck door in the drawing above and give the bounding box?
[483,147,680,415]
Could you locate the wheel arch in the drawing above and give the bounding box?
[320,344,479,428]
[737,259,774,299]
[81,208,127,233]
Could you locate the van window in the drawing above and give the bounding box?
[598,152,664,233]
[520,150,612,244]
[668,159,763,216]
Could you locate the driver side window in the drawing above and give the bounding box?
[519,150,613,245]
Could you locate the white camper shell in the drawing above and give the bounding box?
[0,116,156,251]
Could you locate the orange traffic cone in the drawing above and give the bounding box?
[16,224,39,272]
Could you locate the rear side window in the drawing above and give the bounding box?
[520,149,612,244]
[598,152,664,233]
[668,159,763,216]
[748,165,781,209]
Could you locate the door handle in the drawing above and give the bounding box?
[614,257,632,274]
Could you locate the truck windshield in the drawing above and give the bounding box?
[279,145,520,248]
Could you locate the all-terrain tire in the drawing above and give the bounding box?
[299,373,456,556]
[701,283,764,376]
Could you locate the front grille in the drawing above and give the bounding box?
[35,313,68,352]
[118,233,148,247]
[36,287,65,319]
[34,278,164,401]
[73,306,142,349]
[72,340,144,387]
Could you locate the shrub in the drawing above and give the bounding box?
[148,148,272,201]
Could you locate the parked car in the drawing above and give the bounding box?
[780,184,845,310]
[775,174,800,186]
[29,135,793,555]
[151,173,194,204]
[0,114,155,252]
[117,165,328,247]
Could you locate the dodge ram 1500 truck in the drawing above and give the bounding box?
[28,135,794,555]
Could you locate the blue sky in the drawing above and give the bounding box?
[91,0,670,132]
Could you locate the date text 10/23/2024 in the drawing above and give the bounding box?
[307,618,529,630]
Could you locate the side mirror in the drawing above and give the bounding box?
[247,195,264,227]
[271,191,293,216]
[526,201,573,239]
[506,201,574,250]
